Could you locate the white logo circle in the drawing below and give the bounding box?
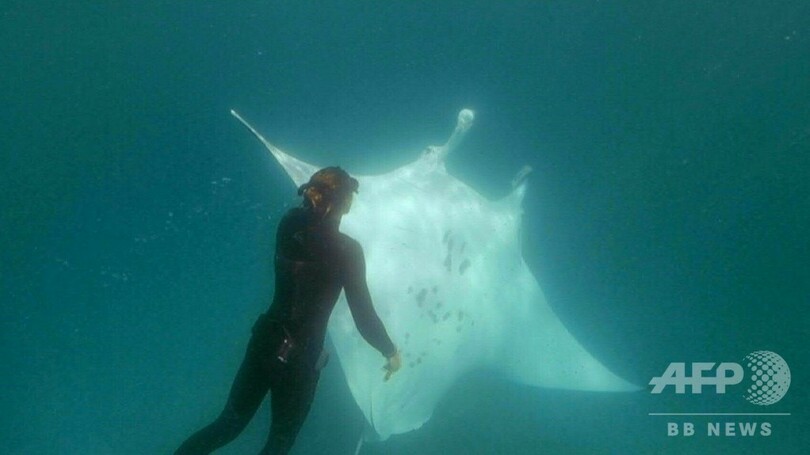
[742,351,790,405]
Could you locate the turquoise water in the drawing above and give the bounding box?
[2,2,807,453]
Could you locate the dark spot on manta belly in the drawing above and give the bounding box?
[416,288,427,306]
[459,259,471,275]
[432,286,438,294]
[444,254,452,272]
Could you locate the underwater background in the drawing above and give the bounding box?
[2,1,808,454]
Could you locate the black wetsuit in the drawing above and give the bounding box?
[176,207,395,455]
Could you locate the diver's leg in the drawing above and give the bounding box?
[176,339,271,455]
[259,367,320,455]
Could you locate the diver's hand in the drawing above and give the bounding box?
[383,351,401,381]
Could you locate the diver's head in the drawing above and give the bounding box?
[298,166,359,219]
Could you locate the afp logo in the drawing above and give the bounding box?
[650,351,791,405]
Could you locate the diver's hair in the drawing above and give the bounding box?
[297,166,359,211]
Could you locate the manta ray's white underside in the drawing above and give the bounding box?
[232,109,637,441]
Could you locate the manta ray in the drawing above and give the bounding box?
[231,108,637,443]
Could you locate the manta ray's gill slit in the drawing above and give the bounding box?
[459,259,471,275]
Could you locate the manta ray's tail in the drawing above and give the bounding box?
[354,422,380,455]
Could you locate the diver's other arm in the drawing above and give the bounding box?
[343,241,397,359]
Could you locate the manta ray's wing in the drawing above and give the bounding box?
[231,110,317,186]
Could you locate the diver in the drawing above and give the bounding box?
[176,167,401,454]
